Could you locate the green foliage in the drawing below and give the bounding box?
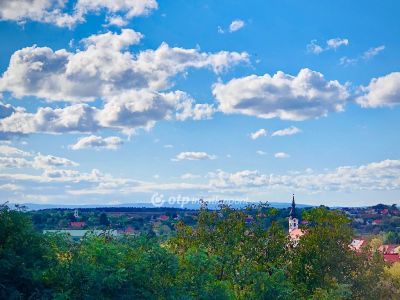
[1,204,399,299]
[0,204,52,299]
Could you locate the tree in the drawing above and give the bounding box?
[99,212,110,227]
[288,207,355,297]
[0,204,52,299]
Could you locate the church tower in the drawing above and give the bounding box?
[288,194,298,232]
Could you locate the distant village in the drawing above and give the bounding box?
[28,201,400,264]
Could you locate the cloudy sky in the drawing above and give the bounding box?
[0,0,399,207]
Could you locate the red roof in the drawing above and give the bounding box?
[383,254,400,263]
[159,215,169,221]
[372,219,382,225]
[124,226,135,234]
[379,244,400,254]
[70,221,86,228]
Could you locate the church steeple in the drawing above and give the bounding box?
[288,194,298,232]
[289,194,296,218]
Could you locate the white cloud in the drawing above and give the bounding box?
[181,173,201,180]
[307,38,348,54]
[0,183,23,191]
[356,72,400,108]
[229,19,245,32]
[272,126,301,137]
[250,128,267,140]
[0,157,31,168]
[362,45,385,60]
[307,40,324,54]
[70,135,123,150]
[163,144,173,148]
[0,104,100,135]
[256,150,267,155]
[213,68,349,121]
[0,33,247,101]
[0,145,32,157]
[326,38,349,49]
[0,92,215,136]
[206,159,400,193]
[274,152,290,159]
[105,15,128,27]
[33,154,79,169]
[340,45,385,66]
[173,151,216,161]
[339,56,358,66]
[208,169,269,189]
[0,30,247,137]
[0,0,158,28]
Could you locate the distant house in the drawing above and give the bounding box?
[159,215,169,221]
[349,239,366,252]
[123,226,137,235]
[379,244,400,254]
[380,208,389,215]
[372,219,382,225]
[383,254,400,263]
[70,221,86,228]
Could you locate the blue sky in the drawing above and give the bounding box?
[0,0,399,206]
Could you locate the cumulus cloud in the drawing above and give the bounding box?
[272,126,301,137]
[0,157,31,168]
[250,128,267,140]
[173,151,216,161]
[307,38,349,54]
[0,32,247,101]
[0,30,246,137]
[0,104,100,135]
[274,152,290,158]
[213,68,349,121]
[70,135,123,150]
[205,159,400,193]
[356,72,400,108]
[0,0,158,28]
[229,19,245,32]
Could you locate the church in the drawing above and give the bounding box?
[288,194,304,244]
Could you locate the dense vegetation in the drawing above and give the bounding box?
[1,203,400,299]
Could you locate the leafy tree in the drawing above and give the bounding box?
[0,204,52,299]
[99,212,110,227]
[288,207,355,297]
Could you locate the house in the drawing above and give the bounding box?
[159,215,169,221]
[123,226,137,235]
[379,244,400,254]
[349,239,366,252]
[383,254,400,263]
[70,221,86,228]
[380,209,389,215]
[372,219,382,225]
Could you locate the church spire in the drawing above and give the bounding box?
[290,194,296,218]
[288,194,299,233]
